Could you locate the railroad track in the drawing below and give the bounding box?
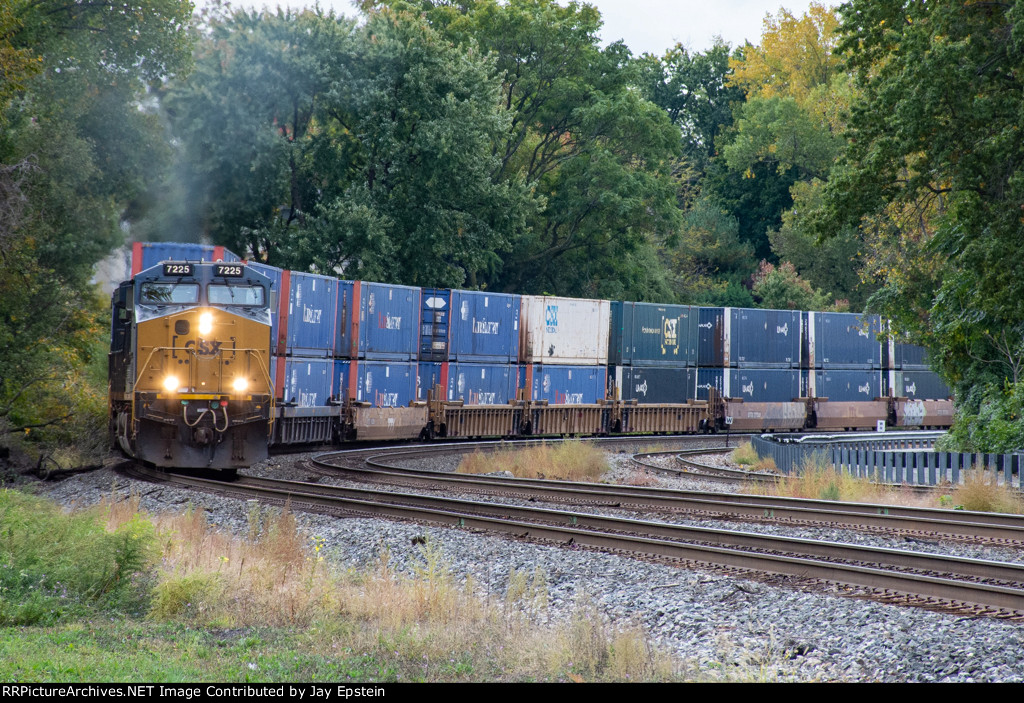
[311,443,1024,545]
[120,444,1024,619]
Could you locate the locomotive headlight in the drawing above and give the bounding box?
[232,377,249,393]
[163,375,179,392]
[198,311,214,336]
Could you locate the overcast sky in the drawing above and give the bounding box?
[214,0,835,55]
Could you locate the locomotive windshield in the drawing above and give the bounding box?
[139,282,199,304]
[208,284,265,306]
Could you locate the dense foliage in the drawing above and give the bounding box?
[3,0,1024,451]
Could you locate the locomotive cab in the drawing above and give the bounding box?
[109,261,274,469]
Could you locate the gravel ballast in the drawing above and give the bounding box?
[34,449,1024,683]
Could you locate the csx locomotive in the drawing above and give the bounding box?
[109,261,274,469]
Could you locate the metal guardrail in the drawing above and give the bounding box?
[751,433,1024,488]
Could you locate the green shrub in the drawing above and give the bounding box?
[0,490,156,625]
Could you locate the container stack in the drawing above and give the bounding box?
[608,301,698,404]
[517,295,610,404]
[885,334,952,400]
[695,307,805,402]
[805,312,884,401]
[417,289,522,405]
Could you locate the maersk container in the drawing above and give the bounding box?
[693,367,804,402]
[275,357,333,407]
[697,308,801,368]
[519,296,610,365]
[130,242,240,277]
[806,312,882,369]
[336,281,420,361]
[334,360,417,408]
[890,370,951,399]
[419,289,451,361]
[609,302,699,367]
[522,364,606,404]
[613,365,697,404]
[284,271,337,358]
[811,369,883,402]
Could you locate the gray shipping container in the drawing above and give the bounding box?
[806,312,883,369]
[613,365,697,404]
[609,301,698,366]
[697,307,801,368]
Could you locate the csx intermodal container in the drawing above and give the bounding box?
[613,365,697,404]
[805,312,882,369]
[333,360,417,408]
[694,367,804,402]
[519,296,610,365]
[810,369,883,402]
[130,242,241,277]
[697,307,801,368]
[889,370,952,399]
[419,290,521,363]
[336,281,420,361]
[521,364,607,404]
[418,362,516,405]
[275,357,333,407]
[609,302,698,367]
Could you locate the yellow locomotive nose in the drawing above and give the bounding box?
[198,311,214,335]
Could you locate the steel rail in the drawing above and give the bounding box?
[126,464,1024,616]
[315,447,1024,543]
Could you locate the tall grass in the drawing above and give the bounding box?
[105,497,674,680]
[747,454,1024,514]
[458,440,609,481]
[0,490,155,625]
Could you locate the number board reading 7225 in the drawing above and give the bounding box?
[214,263,245,277]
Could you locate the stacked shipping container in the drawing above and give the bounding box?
[130,243,952,420]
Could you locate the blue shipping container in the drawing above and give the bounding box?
[730,308,801,368]
[891,370,951,399]
[131,242,240,276]
[285,271,337,358]
[610,302,699,367]
[449,290,520,363]
[337,281,420,360]
[446,363,516,405]
[277,357,333,407]
[812,370,883,401]
[614,365,697,404]
[698,308,801,368]
[419,289,451,361]
[524,365,606,404]
[334,360,417,408]
[808,312,882,369]
[694,367,804,402]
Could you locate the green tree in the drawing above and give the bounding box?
[160,7,355,265]
[820,0,1024,446]
[365,0,683,299]
[0,0,193,454]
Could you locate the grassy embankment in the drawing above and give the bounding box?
[0,488,699,682]
[731,442,1024,513]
